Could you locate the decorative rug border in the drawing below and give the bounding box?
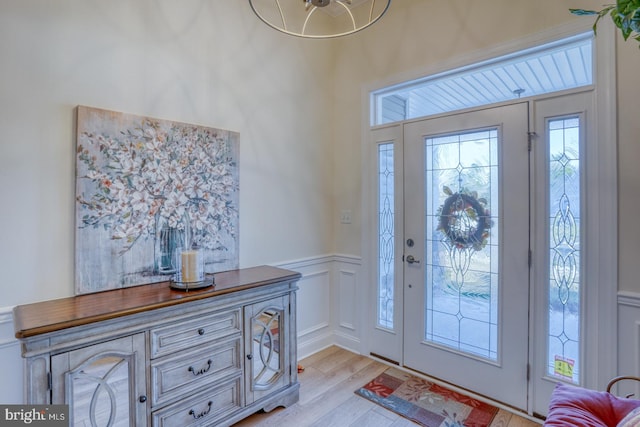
[355,367,514,427]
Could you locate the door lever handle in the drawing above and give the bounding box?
[406,255,420,264]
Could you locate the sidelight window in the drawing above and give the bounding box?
[547,116,582,384]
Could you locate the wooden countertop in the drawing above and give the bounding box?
[13,265,301,339]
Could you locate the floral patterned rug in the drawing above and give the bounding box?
[355,367,514,427]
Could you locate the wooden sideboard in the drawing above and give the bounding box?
[13,265,301,427]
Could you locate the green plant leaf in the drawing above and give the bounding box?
[628,7,640,31]
[571,3,639,46]
[617,0,640,15]
[570,8,598,15]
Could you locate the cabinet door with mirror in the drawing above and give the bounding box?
[51,334,147,427]
[245,294,290,405]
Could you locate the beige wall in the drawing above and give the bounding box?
[332,0,640,293]
[617,38,640,293]
[0,0,334,306]
[1,0,638,308]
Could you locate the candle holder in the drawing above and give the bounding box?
[170,247,213,291]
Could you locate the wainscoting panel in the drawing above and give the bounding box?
[617,291,640,399]
[0,306,23,404]
[333,256,362,352]
[279,257,335,360]
[337,268,357,331]
[279,255,362,359]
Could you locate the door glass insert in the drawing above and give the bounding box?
[547,116,581,384]
[378,143,395,329]
[425,129,499,360]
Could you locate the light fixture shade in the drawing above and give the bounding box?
[249,0,391,39]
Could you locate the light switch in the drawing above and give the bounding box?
[340,210,352,224]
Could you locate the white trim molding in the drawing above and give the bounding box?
[0,306,17,349]
[0,305,23,404]
[588,18,618,390]
[278,254,363,359]
[617,291,640,398]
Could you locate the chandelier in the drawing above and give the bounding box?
[249,0,391,39]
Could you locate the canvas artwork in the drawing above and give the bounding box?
[75,106,239,294]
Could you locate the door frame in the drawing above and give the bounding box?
[362,22,617,416]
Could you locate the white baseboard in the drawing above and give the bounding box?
[297,331,335,360]
[332,330,361,354]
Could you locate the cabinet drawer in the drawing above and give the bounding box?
[151,376,242,427]
[151,336,242,406]
[150,309,241,359]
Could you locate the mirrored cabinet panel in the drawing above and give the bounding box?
[251,307,283,389]
[51,334,147,427]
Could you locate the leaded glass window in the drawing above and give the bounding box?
[378,143,395,329]
[425,129,499,360]
[547,116,581,384]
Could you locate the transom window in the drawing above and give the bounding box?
[371,33,593,126]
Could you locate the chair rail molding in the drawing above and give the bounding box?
[617,290,640,399]
[278,254,362,358]
[0,305,23,404]
[0,306,17,349]
[618,291,640,308]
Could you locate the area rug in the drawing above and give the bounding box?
[355,367,513,427]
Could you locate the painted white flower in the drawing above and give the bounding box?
[77,119,238,255]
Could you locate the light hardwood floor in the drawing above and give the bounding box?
[233,346,542,427]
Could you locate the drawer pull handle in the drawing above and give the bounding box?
[188,359,212,376]
[197,328,205,335]
[189,401,212,419]
[138,395,147,403]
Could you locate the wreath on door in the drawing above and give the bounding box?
[437,187,492,251]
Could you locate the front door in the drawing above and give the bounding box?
[402,103,530,409]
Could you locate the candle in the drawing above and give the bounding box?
[181,250,200,283]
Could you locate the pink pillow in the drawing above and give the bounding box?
[544,382,640,427]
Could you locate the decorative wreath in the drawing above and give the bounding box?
[437,188,492,251]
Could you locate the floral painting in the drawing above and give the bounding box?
[75,106,239,294]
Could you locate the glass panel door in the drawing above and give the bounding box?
[403,103,530,410]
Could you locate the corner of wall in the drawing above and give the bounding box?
[278,254,363,360]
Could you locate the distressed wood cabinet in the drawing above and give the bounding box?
[13,266,300,427]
